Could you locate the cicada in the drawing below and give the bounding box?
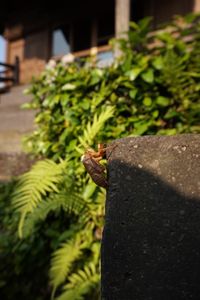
[81,143,109,189]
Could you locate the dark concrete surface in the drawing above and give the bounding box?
[102,134,200,300]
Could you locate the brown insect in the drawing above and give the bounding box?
[81,143,115,189]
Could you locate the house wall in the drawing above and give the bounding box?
[24,30,50,60]
[7,39,24,64]
[4,0,200,84]
[6,29,50,84]
[145,0,195,26]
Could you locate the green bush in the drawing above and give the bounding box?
[23,15,199,159]
[11,14,200,299]
[0,181,51,300]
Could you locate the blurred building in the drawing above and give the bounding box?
[0,0,199,87]
[0,0,199,179]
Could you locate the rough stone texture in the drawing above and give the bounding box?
[102,134,200,300]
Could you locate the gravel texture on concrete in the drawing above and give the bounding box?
[102,134,200,300]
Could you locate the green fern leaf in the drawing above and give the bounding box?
[56,263,100,300]
[78,106,114,148]
[22,188,86,237]
[50,234,84,296]
[12,159,67,238]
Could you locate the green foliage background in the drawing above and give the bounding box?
[23,16,199,160]
[1,14,200,299]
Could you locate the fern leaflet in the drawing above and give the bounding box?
[12,159,67,238]
[78,106,114,149]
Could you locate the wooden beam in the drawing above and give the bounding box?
[3,24,23,41]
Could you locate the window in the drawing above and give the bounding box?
[0,35,6,88]
[97,51,114,68]
[0,36,5,64]
[97,12,114,46]
[131,0,144,22]
[52,26,71,56]
[73,20,91,52]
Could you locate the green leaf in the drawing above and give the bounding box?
[156,96,170,107]
[164,110,180,119]
[79,106,115,147]
[152,110,159,118]
[143,97,152,106]
[157,128,177,135]
[138,16,152,31]
[12,159,67,238]
[152,56,163,70]
[79,101,90,110]
[129,89,138,99]
[129,21,139,30]
[50,235,83,294]
[56,263,100,300]
[133,120,152,135]
[83,181,97,200]
[126,67,143,81]
[141,69,154,83]
[110,93,117,102]
[62,83,76,91]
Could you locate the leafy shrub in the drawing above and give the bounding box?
[0,181,51,300]
[12,14,200,299]
[23,15,199,159]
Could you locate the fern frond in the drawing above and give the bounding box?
[21,196,65,237]
[17,179,89,238]
[78,106,114,148]
[80,189,106,228]
[22,188,84,237]
[56,263,100,300]
[12,159,67,238]
[50,234,84,296]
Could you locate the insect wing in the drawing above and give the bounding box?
[91,172,108,189]
[82,154,108,188]
[82,154,105,173]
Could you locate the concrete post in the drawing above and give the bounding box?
[102,134,200,300]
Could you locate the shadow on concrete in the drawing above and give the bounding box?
[102,159,200,300]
